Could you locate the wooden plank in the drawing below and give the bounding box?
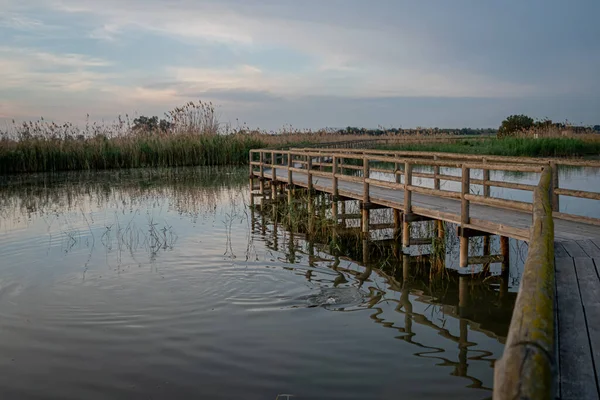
[555,256,599,400]
[554,242,570,258]
[574,257,600,398]
[562,240,589,258]
[576,240,600,257]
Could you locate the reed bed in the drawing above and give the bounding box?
[378,137,600,158]
[0,99,461,174]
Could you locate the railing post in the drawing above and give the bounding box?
[550,162,559,212]
[402,161,412,247]
[259,151,265,195]
[287,152,293,185]
[332,155,339,220]
[433,155,440,190]
[271,151,276,182]
[307,154,313,192]
[362,157,370,237]
[483,159,490,197]
[395,156,401,184]
[460,165,470,268]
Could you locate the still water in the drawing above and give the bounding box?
[0,167,527,399]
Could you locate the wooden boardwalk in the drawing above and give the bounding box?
[555,240,600,399]
[265,167,600,243]
[250,148,600,399]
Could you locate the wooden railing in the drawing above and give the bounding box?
[493,167,555,399]
[250,149,600,235]
[291,147,600,227]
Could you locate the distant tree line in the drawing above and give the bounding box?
[338,126,497,136]
[498,114,599,138]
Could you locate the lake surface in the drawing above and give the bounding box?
[0,165,567,400]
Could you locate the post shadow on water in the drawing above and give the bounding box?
[252,187,522,395]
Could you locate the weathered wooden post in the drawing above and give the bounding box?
[482,161,490,198]
[287,152,293,185]
[460,165,470,268]
[402,161,412,247]
[259,151,265,196]
[437,220,445,240]
[500,236,510,276]
[332,155,339,220]
[550,162,559,212]
[433,155,440,191]
[361,157,370,237]
[395,156,401,184]
[287,152,293,205]
[307,154,313,192]
[249,151,255,207]
[271,151,276,182]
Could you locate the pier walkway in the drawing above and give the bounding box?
[250,148,600,399]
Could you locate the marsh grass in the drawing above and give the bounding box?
[378,137,600,158]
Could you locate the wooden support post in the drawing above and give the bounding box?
[361,158,370,238]
[363,157,370,203]
[395,157,401,184]
[460,165,470,268]
[259,152,265,195]
[271,151,276,182]
[433,155,440,190]
[550,162,559,212]
[287,152,293,185]
[249,151,255,191]
[393,209,402,242]
[307,155,313,192]
[361,203,370,239]
[308,195,315,237]
[500,236,510,276]
[332,156,339,220]
[403,162,412,248]
[482,161,490,198]
[437,220,444,239]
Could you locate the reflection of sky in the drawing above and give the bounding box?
[0,167,518,398]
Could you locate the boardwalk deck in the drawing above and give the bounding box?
[555,240,600,399]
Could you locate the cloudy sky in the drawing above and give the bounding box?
[1,0,599,130]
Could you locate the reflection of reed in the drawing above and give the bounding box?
[0,167,248,222]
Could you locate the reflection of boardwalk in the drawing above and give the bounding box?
[251,201,516,395]
[250,148,600,398]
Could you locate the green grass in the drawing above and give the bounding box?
[377,137,600,158]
